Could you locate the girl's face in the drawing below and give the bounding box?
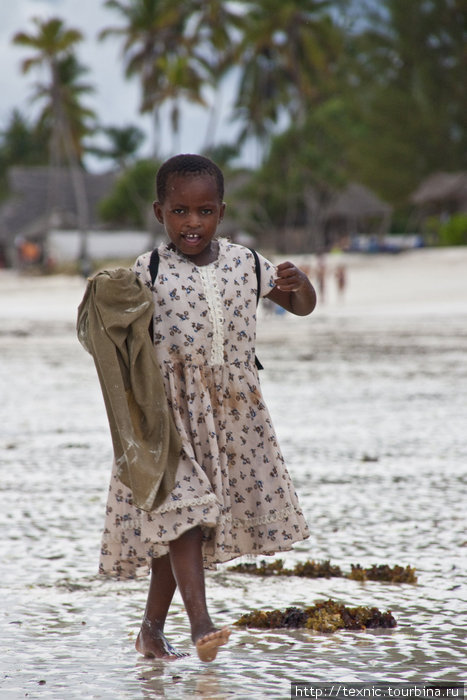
[154,174,225,266]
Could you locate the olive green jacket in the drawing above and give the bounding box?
[77,268,181,511]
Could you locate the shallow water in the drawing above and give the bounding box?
[0,277,466,699]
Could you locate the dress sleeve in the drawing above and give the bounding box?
[132,251,152,288]
[255,251,277,298]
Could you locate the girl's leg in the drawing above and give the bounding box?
[135,553,186,659]
[169,526,230,662]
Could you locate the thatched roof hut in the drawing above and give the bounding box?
[0,166,117,265]
[324,182,392,237]
[411,172,467,216]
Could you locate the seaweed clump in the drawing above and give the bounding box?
[228,559,287,576]
[229,559,343,578]
[294,560,343,579]
[228,559,417,584]
[353,564,417,584]
[234,600,397,633]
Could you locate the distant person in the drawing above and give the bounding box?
[17,237,42,269]
[334,263,347,301]
[79,255,92,279]
[78,154,316,662]
[316,254,327,303]
[0,247,7,268]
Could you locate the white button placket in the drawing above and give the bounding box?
[198,265,224,366]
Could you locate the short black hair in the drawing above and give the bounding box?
[156,153,224,203]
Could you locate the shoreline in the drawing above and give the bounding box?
[0,247,466,328]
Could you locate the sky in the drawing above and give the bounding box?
[0,0,244,170]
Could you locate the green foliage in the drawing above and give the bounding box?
[98,159,159,228]
[0,110,49,168]
[0,110,50,199]
[88,124,145,168]
[347,0,467,207]
[203,143,240,171]
[5,0,467,234]
[233,0,342,144]
[239,97,362,250]
[437,214,467,247]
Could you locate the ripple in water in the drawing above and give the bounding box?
[1,311,466,698]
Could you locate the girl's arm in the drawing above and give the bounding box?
[265,261,317,316]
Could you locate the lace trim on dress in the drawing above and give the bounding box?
[198,265,224,366]
[153,491,219,515]
[109,499,295,536]
[109,493,219,537]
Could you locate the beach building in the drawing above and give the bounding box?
[411,171,467,221]
[0,166,136,268]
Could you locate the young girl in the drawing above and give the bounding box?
[99,153,317,662]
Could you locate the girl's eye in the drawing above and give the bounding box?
[201,209,213,215]
[172,208,185,215]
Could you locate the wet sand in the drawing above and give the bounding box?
[1,248,466,698]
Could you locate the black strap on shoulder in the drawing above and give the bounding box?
[248,247,261,305]
[149,248,160,285]
[147,248,160,341]
[247,248,264,370]
[148,245,264,370]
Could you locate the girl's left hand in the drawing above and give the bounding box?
[274,261,309,292]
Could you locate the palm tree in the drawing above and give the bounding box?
[99,0,207,154]
[31,53,96,164]
[183,0,245,149]
[13,17,95,271]
[233,0,341,155]
[99,0,242,154]
[147,50,208,153]
[89,124,145,170]
[88,123,152,229]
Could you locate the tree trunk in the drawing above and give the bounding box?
[51,69,90,275]
[59,117,90,275]
[303,185,334,254]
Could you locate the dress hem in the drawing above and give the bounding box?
[98,533,311,580]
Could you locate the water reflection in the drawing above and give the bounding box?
[0,308,466,698]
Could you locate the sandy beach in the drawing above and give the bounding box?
[0,247,466,699]
[1,246,466,328]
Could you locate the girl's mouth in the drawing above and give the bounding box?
[182,233,202,246]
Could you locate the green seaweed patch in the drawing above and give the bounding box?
[229,558,342,578]
[294,560,343,579]
[347,564,417,584]
[229,558,287,577]
[228,559,417,584]
[234,599,397,633]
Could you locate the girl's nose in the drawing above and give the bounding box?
[187,212,201,227]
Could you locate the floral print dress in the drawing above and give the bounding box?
[99,239,310,578]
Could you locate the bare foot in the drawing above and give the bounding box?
[136,619,187,660]
[195,628,230,663]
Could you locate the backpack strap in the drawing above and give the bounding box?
[149,248,160,285]
[147,248,160,341]
[248,247,261,305]
[248,248,264,371]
